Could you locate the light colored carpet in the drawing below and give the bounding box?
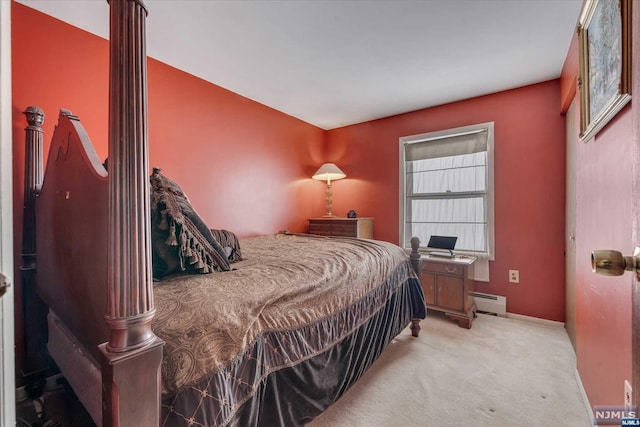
[308,312,591,427]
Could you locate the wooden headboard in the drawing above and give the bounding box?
[35,110,109,363]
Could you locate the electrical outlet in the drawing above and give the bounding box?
[625,380,633,411]
[509,270,519,283]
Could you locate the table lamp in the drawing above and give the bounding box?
[312,163,346,217]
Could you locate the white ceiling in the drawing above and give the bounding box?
[17,0,583,130]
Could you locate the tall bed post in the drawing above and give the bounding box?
[99,0,164,425]
[21,106,48,395]
[410,237,422,337]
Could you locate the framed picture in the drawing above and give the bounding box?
[578,0,631,142]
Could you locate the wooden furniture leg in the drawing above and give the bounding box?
[100,338,164,426]
[445,304,476,329]
[410,319,421,337]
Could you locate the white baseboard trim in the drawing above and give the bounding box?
[575,368,594,424]
[15,373,64,403]
[505,312,565,328]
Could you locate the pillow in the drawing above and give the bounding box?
[210,229,242,263]
[150,168,230,278]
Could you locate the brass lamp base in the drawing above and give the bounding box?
[323,182,335,218]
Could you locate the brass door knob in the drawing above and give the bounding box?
[0,273,8,298]
[591,248,640,276]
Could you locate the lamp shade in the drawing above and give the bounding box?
[312,163,346,183]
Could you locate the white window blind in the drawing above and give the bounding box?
[400,122,494,259]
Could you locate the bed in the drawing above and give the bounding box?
[22,1,426,426]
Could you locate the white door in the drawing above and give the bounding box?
[0,1,16,425]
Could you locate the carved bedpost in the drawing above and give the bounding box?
[410,237,422,337]
[23,106,44,202]
[99,1,164,425]
[410,237,421,275]
[21,106,49,396]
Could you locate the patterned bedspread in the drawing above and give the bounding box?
[153,233,414,395]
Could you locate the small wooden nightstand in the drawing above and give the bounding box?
[419,254,477,328]
[307,217,374,239]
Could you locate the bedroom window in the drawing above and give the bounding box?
[399,122,494,259]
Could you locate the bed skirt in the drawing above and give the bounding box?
[161,268,424,427]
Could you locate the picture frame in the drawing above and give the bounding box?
[578,0,631,143]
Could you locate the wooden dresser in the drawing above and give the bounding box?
[419,254,477,328]
[307,217,374,239]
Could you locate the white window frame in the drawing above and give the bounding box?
[399,122,495,260]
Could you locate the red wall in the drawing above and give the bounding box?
[11,2,325,381]
[559,30,578,113]
[326,81,567,321]
[145,60,327,236]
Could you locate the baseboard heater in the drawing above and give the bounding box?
[471,292,506,317]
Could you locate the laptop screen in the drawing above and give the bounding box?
[427,235,457,251]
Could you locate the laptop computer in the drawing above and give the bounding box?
[427,235,457,257]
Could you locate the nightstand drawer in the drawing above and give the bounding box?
[422,261,464,276]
